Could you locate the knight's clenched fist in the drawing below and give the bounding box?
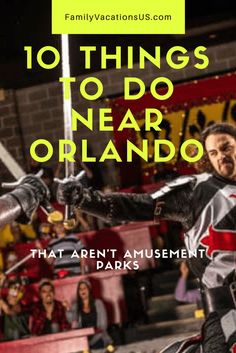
[0,174,50,227]
[56,176,83,206]
[9,174,50,223]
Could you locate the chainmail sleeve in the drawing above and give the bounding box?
[77,189,156,224]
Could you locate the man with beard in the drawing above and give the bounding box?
[57,122,236,353]
[31,280,70,335]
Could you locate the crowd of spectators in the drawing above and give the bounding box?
[0,276,112,349]
[0,158,191,348]
[174,261,201,305]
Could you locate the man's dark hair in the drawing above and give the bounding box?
[39,280,54,292]
[201,122,236,148]
[8,278,22,288]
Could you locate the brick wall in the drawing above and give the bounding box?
[0,41,236,187]
[0,90,25,183]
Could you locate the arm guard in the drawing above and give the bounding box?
[152,176,196,230]
[77,189,155,224]
[57,175,197,227]
[0,175,49,227]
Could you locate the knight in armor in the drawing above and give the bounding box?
[57,122,236,353]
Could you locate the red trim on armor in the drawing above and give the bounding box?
[201,225,236,258]
[179,335,202,352]
[231,343,236,353]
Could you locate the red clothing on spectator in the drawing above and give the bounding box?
[31,299,70,335]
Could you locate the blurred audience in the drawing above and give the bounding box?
[36,216,86,278]
[96,185,121,229]
[73,209,91,233]
[0,222,37,248]
[5,252,18,273]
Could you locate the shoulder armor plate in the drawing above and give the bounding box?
[151,175,196,200]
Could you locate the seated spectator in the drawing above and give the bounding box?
[36,166,65,224]
[31,279,70,335]
[37,215,86,278]
[69,279,113,350]
[74,209,91,232]
[174,261,201,304]
[0,278,29,340]
[0,252,31,287]
[38,223,53,241]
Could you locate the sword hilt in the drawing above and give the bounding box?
[54,170,86,185]
[55,171,86,230]
[40,200,64,225]
[1,170,44,189]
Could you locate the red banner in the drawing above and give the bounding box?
[109,72,236,187]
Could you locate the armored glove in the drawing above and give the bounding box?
[56,176,83,206]
[9,174,50,223]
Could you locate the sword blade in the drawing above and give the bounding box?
[61,34,74,178]
[0,142,51,216]
[61,34,76,225]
